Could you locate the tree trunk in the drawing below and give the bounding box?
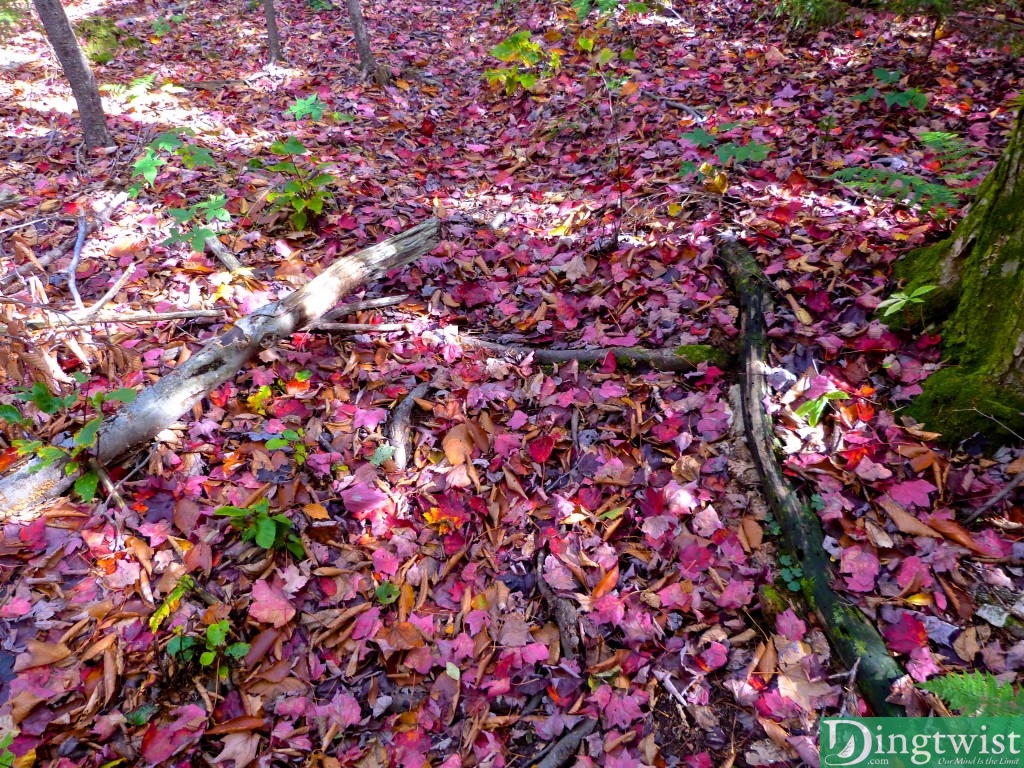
[346,0,389,84]
[896,108,1024,444]
[32,0,114,148]
[262,0,283,64]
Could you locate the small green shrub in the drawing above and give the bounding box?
[167,619,250,670]
[484,31,560,95]
[261,137,336,230]
[215,498,305,558]
[775,0,846,31]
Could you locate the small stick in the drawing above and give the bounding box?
[7,309,222,332]
[205,233,244,272]
[321,294,408,321]
[385,381,431,471]
[530,719,598,768]
[76,268,134,319]
[964,471,1024,524]
[314,322,406,333]
[67,215,88,312]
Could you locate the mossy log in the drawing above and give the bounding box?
[720,239,906,717]
[895,108,1024,444]
[462,339,731,372]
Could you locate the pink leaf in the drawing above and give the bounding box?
[886,480,936,508]
[776,609,807,641]
[853,457,892,482]
[883,613,929,654]
[840,545,880,592]
[249,579,296,628]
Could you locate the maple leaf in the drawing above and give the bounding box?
[883,612,929,654]
[249,579,296,628]
[841,546,880,592]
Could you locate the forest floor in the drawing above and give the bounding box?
[1,0,1024,764]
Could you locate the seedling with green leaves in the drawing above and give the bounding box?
[162,193,232,252]
[2,376,137,501]
[777,554,803,592]
[167,619,250,675]
[131,129,217,195]
[794,389,849,427]
[877,284,936,317]
[265,428,307,466]
[852,69,928,110]
[258,136,337,230]
[484,31,560,95]
[215,498,305,558]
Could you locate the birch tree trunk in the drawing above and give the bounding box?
[32,0,113,148]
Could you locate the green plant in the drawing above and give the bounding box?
[306,0,334,10]
[164,193,232,252]
[4,377,137,501]
[877,284,936,317]
[484,31,560,95]
[131,129,217,194]
[794,389,849,427]
[774,0,846,31]
[919,131,986,186]
[265,428,307,466]
[100,74,156,104]
[832,167,961,216]
[1,729,15,768]
[852,69,928,110]
[764,511,782,537]
[0,0,28,31]
[151,12,185,37]
[777,554,803,592]
[921,672,1024,715]
[215,498,305,558]
[286,95,327,121]
[167,619,250,670]
[261,137,336,230]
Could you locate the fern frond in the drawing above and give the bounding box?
[831,166,961,214]
[921,672,1024,716]
[919,131,985,184]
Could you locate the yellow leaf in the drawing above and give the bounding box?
[395,79,411,91]
[620,81,639,97]
[667,203,683,217]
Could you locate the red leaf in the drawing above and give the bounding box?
[529,435,555,463]
[883,613,928,654]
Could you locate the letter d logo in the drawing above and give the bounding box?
[822,719,873,766]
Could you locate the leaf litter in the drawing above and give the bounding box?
[0,0,1023,764]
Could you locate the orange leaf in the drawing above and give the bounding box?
[592,564,619,599]
[14,640,71,671]
[443,423,473,465]
[303,503,330,520]
[878,498,941,539]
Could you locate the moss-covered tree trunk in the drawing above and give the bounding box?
[897,108,1024,443]
[33,0,113,148]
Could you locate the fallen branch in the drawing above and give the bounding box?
[0,219,440,514]
[462,338,730,372]
[964,470,1024,524]
[66,215,88,312]
[535,552,581,662]
[529,719,597,768]
[385,381,431,471]
[719,238,906,717]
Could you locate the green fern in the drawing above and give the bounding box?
[101,74,156,103]
[832,166,961,213]
[919,131,985,185]
[921,672,1024,716]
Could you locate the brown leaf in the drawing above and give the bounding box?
[741,518,763,550]
[878,498,941,539]
[443,423,473,465]
[14,640,71,671]
[927,516,986,553]
[207,716,269,735]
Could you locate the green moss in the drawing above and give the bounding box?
[75,17,121,64]
[887,239,959,330]
[903,367,1024,444]
[673,344,731,368]
[758,584,788,617]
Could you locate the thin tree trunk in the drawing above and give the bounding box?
[346,0,389,84]
[32,0,113,148]
[262,0,283,64]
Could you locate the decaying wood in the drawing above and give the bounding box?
[462,337,730,372]
[529,718,597,768]
[719,238,907,717]
[535,552,581,662]
[385,381,431,471]
[0,219,440,515]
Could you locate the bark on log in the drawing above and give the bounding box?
[720,238,907,717]
[462,338,730,372]
[0,220,440,515]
